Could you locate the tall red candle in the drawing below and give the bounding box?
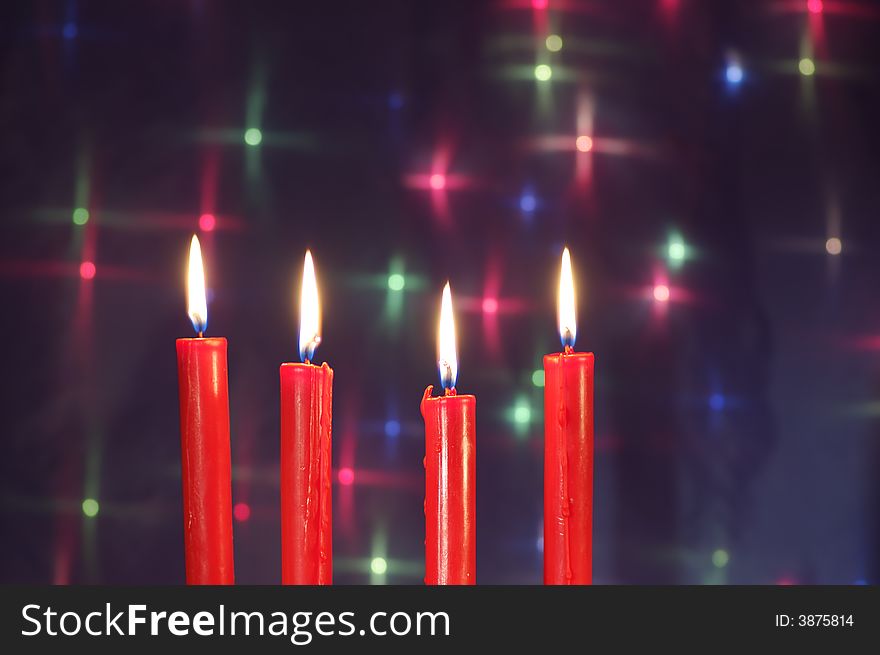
[176,235,234,584]
[544,248,594,585]
[421,283,476,585]
[281,250,333,585]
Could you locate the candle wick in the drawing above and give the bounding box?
[198,330,204,338]
[444,387,457,397]
[564,344,573,355]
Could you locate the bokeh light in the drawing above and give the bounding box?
[244,127,262,146]
[725,64,744,84]
[531,369,545,387]
[338,467,355,486]
[370,557,388,575]
[1,0,872,588]
[519,193,537,213]
[575,135,593,152]
[668,238,686,263]
[545,34,563,52]
[72,207,89,226]
[513,402,531,424]
[79,261,96,280]
[233,502,251,522]
[388,92,404,110]
[653,284,670,303]
[387,273,406,291]
[825,237,842,255]
[798,58,816,76]
[199,213,216,232]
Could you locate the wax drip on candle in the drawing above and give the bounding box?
[436,400,447,584]
[318,362,333,581]
[558,359,573,583]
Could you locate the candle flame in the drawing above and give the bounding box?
[558,247,576,349]
[187,235,207,335]
[437,281,458,390]
[299,250,321,362]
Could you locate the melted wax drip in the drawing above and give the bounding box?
[559,352,573,583]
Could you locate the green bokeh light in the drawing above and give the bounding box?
[545,34,563,52]
[531,369,545,387]
[244,127,263,146]
[513,403,531,424]
[534,64,552,81]
[666,232,689,268]
[82,498,99,518]
[72,207,89,226]
[370,557,388,575]
[798,58,815,76]
[668,235,688,265]
[387,273,405,291]
[712,548,729,568]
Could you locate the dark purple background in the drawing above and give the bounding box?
[1,0,878,584]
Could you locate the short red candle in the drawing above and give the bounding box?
[280,250,333,585]
[422,282,475,585]
[421,387,476,585]
[544,248,594,585]
[543,350,594,584]
[176,236,234,585]
[280,361,333,584]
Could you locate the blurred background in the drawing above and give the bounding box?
[1,0,879,585]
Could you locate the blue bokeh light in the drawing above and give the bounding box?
[388,92,404,110]
[725,64,744,85]
[520,193,537,213]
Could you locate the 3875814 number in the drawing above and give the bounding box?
[797,614,853,627]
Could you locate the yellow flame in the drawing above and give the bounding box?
[299,250,321,362]
[187,235,207,334]
[558,247,576,348]
[437,281,458,389]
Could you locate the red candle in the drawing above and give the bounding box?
[421,282,476,585]
[176,235,234,584]
[281,250,333,585]
[544,247,594,585]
